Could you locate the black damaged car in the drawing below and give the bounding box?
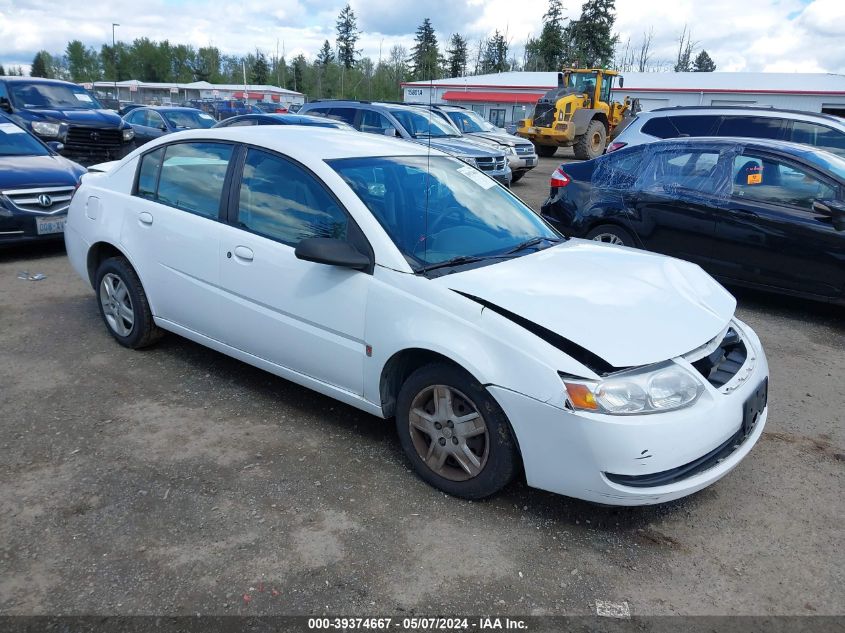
[0,77,135,164]
[0,113,86,245]
[541,137,845,304]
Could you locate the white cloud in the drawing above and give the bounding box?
[0,0,843,74]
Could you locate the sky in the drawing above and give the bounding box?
[1,0,844,75]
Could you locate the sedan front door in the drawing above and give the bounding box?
[711,151,845,297]
[216,146,373,395]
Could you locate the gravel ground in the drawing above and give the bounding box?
[0,152,843,619]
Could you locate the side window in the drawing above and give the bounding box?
[0,81,8,101]
[359,110,392,134]
[789,121,845,155]
[637,149,727,195]
[641,116,677,139]
[147,111,165,129]
[136,147,164,199]
[731,153,836,209]
[717,116,785,140]
[228,118,257,127]
[593,146,646,189]
[667,115,720,137]
[125,110,143,125]
[153,142,233,218]
[307,107,331,118]
[237,148,348,245]
[327,108,357,125]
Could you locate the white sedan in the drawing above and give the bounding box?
[65,126,769,505]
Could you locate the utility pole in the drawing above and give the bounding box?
[112,23,120,99]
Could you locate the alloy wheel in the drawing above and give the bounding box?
[99,273,135,337]
[408,385,489,481]
[592,233,625,246]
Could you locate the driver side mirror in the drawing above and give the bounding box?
[618,76,624,88]
[0,97,12,113]
[813,199,845,231]
[384,127,398,137]
[295,238,371,271]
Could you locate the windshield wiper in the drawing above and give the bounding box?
[506,236,562,254]
[416,255,485,274]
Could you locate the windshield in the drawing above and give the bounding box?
[389,109,459,138]
[329,155,559,272]
[447,110,496,134]
[9,82,102,110]
[163,110,216,129]
[565,72,598,95]
[802,149,845,180]
[0,121,50,156]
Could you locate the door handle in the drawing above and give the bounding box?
[138,211,153,225]
[233,245,254,261]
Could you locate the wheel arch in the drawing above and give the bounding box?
[86,241,128,289]
[379,348,473,418]
[585,220,644,248]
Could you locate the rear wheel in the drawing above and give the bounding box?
[535,144,558,158]
[511,171,525,183]
[396,363,519,499]
[573,120,606,160]
[95,256,162,349]
[586,224,636,247]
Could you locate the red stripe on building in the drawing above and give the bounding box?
[441,90,545,103]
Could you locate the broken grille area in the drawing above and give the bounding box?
[692,328,748,388]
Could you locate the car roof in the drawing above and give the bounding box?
[138,125,440,161]
[640,106,844,126]
[0,77,81,86]
[647,135,840,159]
[138,106,203,112]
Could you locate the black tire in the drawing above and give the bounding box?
[94,256,162,349]
[535,144,557,158]
[395,363,519,500]
[585,224,636,248]
[510,171,525,184]
[573,119,606,160]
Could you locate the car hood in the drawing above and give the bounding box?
[467,130,533,148]
[25,108,124,128]
[411,137,501,158]
[0,154,85,189]
[439,240,736,371]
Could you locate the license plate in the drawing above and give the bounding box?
[525,158,536,166]
[36,215,66,235]
[742,377,768,437]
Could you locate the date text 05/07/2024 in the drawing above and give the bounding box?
[307,617,529,630]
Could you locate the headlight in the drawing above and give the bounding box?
[122,127,135,141]
[0,197,12,218]
[505,145,517,155]
[457,156,477,166]
[561,363,703,415]
[31,121,61,137]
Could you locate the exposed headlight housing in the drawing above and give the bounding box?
[457,155,477,167]
[505,145,517,155]
[0,197,12,218]
[31,121,61,137]
[561,362,704,415]
[122,127,135,141]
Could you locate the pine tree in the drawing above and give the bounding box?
[0,65,5,76]
[336,4,360,70]
[251,50,270,84]
[693,50,716,72]
[410,18,441,80]
[538,0,567,71]
[446,34,468,78]
[481,31,510,74]
[569,0,617,68]
[30,51,51,78]
[316,40,335,67]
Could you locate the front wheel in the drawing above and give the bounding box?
[395,363,519,499]
[573,120,606,160]
[535,144,558,158]
[510,171,525,184]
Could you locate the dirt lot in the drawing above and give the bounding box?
[1,153,843,619]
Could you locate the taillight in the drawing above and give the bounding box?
[606,141,627,153]
[550,166,571,188]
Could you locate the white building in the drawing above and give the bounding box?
[91,80,305,109]
[402,72,845,127]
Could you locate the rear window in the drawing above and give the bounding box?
[641,116,676,139]
[668,115,720,137]
[717,116,786,139]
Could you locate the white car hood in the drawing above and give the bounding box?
[440,240,736,371]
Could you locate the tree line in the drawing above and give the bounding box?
[13,0,716,102]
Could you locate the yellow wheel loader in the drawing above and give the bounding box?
[517,68,636,160]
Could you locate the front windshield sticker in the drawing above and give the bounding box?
[0,123,25,134]
[457,165,496,190]
[74,93,94,102]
